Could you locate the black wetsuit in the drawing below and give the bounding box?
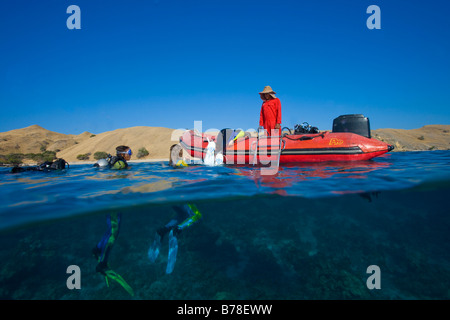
[11,159,68,173]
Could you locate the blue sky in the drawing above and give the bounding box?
[1,0,449,134]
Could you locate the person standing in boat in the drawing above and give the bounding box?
[258,86,282,136]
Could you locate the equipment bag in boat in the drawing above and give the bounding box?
[294,122,320,134]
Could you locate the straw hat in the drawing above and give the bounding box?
[259,86,277,99]
[259,86,276,94]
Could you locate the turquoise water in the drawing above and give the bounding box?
[0,151,449,299]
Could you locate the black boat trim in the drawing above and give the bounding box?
[180,140,364,156]
[281,147,363,155]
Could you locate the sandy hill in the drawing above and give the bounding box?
[57,126,186,162]
[0,125,92,155]
[372,125,450,151]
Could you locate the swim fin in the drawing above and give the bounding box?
[148,232,161,263]
[166,229,178,274]
[104,269,135,297]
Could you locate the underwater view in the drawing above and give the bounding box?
[0,151,449,300]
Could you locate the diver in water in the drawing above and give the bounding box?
[169,144,188,168]
[11,158,69,173]
[92,213,134,296]
[94,145,132,169]
[147,145,202,274]
[148,203,202,274]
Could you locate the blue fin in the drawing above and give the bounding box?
[166,230,178,274]
[148,232,161,263]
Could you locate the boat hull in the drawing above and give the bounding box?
[179,130,393,164]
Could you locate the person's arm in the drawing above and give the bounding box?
[275,99,282,128]
[259,104,264,127]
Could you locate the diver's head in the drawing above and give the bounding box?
[116,145,132,161]
[169,144,186,167]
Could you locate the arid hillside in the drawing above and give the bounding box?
[57,126,185,162]
[0,125,92,154]
[372,125,450,152]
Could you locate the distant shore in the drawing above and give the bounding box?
[0,158,170,167]
[69,159,170,165]
[1,124,449,166]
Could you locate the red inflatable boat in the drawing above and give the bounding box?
[179,115,394,164]
[179,130,394,164]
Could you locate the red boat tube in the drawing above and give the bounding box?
[179,130,394,164]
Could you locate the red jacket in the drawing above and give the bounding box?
[259,98,282,134]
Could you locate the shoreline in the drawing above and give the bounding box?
[2,125,449,164]
[0,158,170,167]
[68,158,169,165]
[2,150,450,168]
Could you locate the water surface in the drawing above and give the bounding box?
[0,151,449,299]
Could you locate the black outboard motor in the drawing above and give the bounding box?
[332,114,371,138]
